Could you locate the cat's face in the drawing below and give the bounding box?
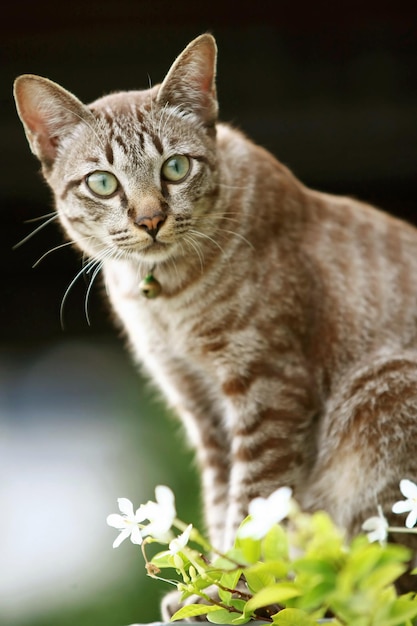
[14,35,219,268]
[51,90,218,266]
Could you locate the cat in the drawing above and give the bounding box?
[14,33,417,609]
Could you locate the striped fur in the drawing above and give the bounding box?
[14,35,417,589]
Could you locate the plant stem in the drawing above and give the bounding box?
[389,526,417,534]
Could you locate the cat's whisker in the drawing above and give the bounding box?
[60,251,111,329]
[194,220,254,251]
[13,214,59,249]
[147,74,158,130]
[221,229,255,250]
[183,233,206,272]
[84,260,104,326]
[163,249,181,283]
[32,236,95,268]
[24,211,56,223]
[157,102,170,138]
[218,183,248,190]
[188,228,227,257]
[60,258,95,329]
[160,104,183,137]
[32,241,76,268]
[193,213,241,225]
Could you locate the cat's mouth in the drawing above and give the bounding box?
[128,238,175,263]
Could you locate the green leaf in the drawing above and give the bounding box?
[384,595,417,626]
[244,563,277,593]
[303,512,344,560]
[272,607,318,626]
[218,568,243,604]
[150,550,175,569]
[231,614,251,624]
[293,557,337,580]
[170,603,220,621]
[362,563,407,591]
[213,549,246,570]
[245,560,288,586]
[294,580,335,611]
[207,608,243,624]
[234,535,261,564]
[263,524,289,561]
[190,573,220,594]
[244,583,301,614]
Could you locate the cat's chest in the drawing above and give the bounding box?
[104,261,209,360]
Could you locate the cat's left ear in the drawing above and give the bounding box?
[14,75,93,169]
[157,34,218,127]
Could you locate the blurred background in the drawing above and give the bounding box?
[1,1,416,624]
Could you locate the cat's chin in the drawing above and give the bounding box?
[129,240,178,265]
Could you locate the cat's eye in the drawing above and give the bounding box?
[161,155,190,183]
[86,171,119,196]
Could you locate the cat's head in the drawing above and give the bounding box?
[14,34,220,267]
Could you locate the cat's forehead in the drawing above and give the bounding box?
[88,86,158,114]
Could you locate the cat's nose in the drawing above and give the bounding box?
[135,213,166,240]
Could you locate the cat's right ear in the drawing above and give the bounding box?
[14,75,92,168]
[157,34,218,127]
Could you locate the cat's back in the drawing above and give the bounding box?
[297,185,417,377]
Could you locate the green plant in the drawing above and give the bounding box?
[107,482,417,625]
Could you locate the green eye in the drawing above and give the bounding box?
[86,171,119,196]
[161,155,190,182]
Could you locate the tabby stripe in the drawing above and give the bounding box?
[148,131,163,155]
[349,356,417,395]
[113,134,128,151]
[105,142,114,165]
[130,130,144,152]
[60,178,84,200]
[71,193,106,214]
[222,361,313,397]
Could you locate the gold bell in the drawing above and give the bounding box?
[139,273,162,298]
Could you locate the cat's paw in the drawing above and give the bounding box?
[161,588,216,622]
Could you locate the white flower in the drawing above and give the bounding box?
[141,485,177,542]
[362,505,389,544]
[169,524,193,555]
[392,479,417,529]
[238,486,293,540]
[106,497,146,548]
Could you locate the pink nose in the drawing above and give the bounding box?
[135,213,166,239]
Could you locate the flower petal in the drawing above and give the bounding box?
[392,500,414,514]
[362,509,388,544]
[362,516,380,531]
[130,525,143,545]
[169,524,192,554]
[399,479,417,500]
[107,513,127,529]
[238,518,259,539]
[134,505,148,522]
[406,508,417,529]
[155,485,175,508]
[268,486,292,522]
[113,528,131,548]
[248,497,267,518]
[269,486,292,506]
[117,497,135,517]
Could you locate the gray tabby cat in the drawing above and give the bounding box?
[14,34,417,606]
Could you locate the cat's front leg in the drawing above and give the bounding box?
[140,351,231,548]
[174,401,230,549]
[220,362,319,549]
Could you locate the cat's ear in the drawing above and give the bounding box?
[14,75,93,167]
[157,34,218,126]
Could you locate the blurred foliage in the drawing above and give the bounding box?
[3,341,201,626]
